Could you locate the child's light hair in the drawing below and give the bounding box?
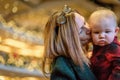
[88,8,117,28]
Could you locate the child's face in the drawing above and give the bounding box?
[90,19,118,46]
[75,13,91,45]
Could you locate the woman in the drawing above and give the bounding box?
[42,5,96,80]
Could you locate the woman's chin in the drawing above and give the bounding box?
[81,41,89,45]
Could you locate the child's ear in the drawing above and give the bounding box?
[115,27,119,35]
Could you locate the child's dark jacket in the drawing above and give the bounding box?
[51,56,96,80]
[91,37,120,80]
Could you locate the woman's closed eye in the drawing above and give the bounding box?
[79,30,82,34]
[79,27,84,34]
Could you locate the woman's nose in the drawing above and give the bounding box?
[85,23,89,29]
[86,29,90,35]
[85,23,90,34]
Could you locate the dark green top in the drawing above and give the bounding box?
[51,56,97,80]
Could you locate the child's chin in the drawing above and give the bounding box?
[98,44,106,46]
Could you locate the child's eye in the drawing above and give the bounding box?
[105,31,111,33]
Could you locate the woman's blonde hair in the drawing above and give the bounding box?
[42,7,89,75]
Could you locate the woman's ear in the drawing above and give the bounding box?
[115,27,119,35]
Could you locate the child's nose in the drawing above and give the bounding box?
[99,33,105,38]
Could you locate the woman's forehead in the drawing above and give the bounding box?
[74,13,85,28]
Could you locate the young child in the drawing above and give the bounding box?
[88,9,120,80]
[42,5,97,80]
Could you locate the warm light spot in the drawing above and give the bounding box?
[0,76,5,80]
[4,3,10,9]
[16,46,44,58]
[12,6,18,13]
[17,48,33,56]
[0,45,11,53]
[3,38,28,49]
[0,37,2,42]
[33,47,44,57]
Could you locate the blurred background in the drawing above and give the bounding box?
[0,0,120,80]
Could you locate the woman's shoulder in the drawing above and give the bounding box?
[53,56,88,70]
[54,56,66,61]
[52,56,72,68]
[52,56,77,75]
[51,56,77,80]
[52,56,97,80]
